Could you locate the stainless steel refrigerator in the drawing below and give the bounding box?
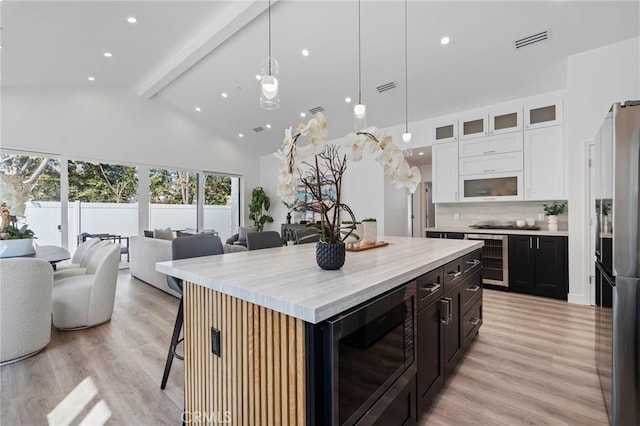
[594,101,640,425]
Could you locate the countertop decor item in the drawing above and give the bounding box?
[275,113,420,269]
[543,201,567,231]
[0,174,36,256]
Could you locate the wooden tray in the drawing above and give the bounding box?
[346,241,389,252]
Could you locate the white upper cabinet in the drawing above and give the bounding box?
[524,99,563,129]
[433,119,458,143]
[458,133,524,158]
[524,126,564,200]
[489,106,523,135]
[458,114,489,140]
[459,151,523,176]
[432,141,459,203]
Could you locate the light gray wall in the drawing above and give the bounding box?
[566,36,640,305]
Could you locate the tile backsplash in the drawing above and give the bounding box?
[435,201,569,231]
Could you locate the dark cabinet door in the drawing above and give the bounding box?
[508,235,536,291]
[442,285,461,375]
[534,236,568,299]
[426,232,442,238]
[444,232,465,240]
[417,300,444,415]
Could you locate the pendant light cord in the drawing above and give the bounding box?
[358,0,362,105]
[404,0,409,133]
[268,0,272,75]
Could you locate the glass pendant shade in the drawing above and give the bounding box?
[260,57,279,110]
[402,132,412,143]
[354,103,366,119]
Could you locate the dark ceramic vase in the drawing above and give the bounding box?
[316,242,346,270]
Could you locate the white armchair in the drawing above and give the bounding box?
[54,239,112,281]
[1,258,54,365]
[52,243,121,330]
[55,237,101,270]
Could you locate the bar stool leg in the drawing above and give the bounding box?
[161,297,184,389]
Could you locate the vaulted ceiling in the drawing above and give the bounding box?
[2,1,639,157]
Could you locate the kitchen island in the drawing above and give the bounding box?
[157,236,483,425]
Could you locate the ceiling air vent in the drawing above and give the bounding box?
[376,82,397,93]
[514,29,550,49]
[309,106,325,115]
[253,126,264,133]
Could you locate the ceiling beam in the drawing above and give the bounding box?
[137,0,275,99]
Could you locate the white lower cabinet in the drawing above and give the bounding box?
[524,126,564,200]
[432,141,459,203]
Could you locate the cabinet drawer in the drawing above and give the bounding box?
[458,132,523,158]
[417,268,444,311]
[462,298,482,348]
[460,269,482,314]
[443,250,481,291]
[459,151,523,176]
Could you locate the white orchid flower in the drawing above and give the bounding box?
[377,145,404,172]
[307,137,327,156]
[343,133,366,161]
[297,121,310,136]
[0,174,30,217]
[308,112,328,139]
[394,162,422,193]
[277,182,296,203]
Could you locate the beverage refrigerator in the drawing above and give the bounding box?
[594,100,640,425]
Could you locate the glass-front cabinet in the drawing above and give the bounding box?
[489,105,523,135]
[524,99,563,129]
[433,119,458,144]
[459,172,523,202]
[458,114,488,140]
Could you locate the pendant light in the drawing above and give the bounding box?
[402,0,412,147]
[354,0,366,130]
[260,0,279,110]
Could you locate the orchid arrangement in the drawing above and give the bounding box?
[275,112,421,244]
[0,174,35,239]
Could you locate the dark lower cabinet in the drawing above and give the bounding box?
[508,235,568,300]
[426,231,466,240]
[416,250,482,419]
[357,373,416,426]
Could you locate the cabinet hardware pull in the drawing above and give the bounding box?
[465,259,480,266]
[483,169,496,173]
[421,283,441,294]
[484,150,495,154]
[537,238,540,250]
[440,299,450,325]
[467,317,480,326]
[446,297,453,322]
[447,271,462,278]
[529,237,532,249]
[466,285,481,292]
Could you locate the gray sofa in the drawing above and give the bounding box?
[129,235,246,298]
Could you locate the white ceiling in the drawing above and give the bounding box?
[2,1,639,157]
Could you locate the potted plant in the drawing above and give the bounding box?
[341,220,363,248]
[275,112,420,270]
[543,201,567,231]
[248,187,274,232]
[361,217,377,245]
[0,173,36,257]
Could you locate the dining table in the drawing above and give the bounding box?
[33,245,71,270]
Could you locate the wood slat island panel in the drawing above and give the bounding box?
[184,282,306,425]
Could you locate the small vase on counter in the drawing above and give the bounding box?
[547,215,558,231]
[362,219,377,245]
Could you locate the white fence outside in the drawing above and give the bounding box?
[25,201,235,253]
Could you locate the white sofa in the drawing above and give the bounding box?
[129,235,246,298]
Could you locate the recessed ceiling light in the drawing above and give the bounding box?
[195,107,201,112]
[345,97,352,103]
[238,133,244,138]
[441,36,450,45]
[300,112,306,117]
[418,152,424,156]
[87,76,95,81]
[301,49,309,57]
[255,74,261,81]
[127,17,137,24]
[221,92,228,98]
[103,52,112,58]
[266,124,272,129]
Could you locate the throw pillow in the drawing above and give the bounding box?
[153,227,173,240]
[143,230,154,238]
[223,244,247,253]
[238,226,257,241]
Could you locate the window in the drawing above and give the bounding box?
[149,168,198,232]
[203,173,240,241]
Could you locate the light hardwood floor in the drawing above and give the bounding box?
[1,271,607,425]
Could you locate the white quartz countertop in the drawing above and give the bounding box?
[156,236,482,324]
[425,226,570,237]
